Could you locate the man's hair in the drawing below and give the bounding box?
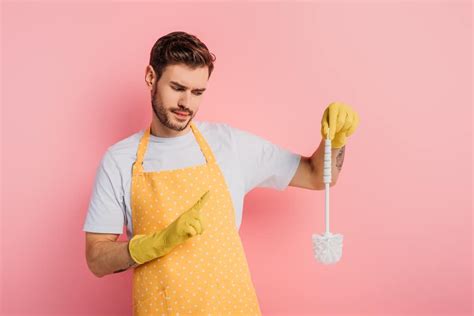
[149,31,216,82]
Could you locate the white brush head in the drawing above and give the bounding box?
[312,232,343,264]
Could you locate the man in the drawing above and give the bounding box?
[83,31,359,315]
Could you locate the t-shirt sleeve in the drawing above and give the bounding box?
[82,149,125,234]
[229,124,301,193]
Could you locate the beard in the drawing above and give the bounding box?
[151,93,194,132]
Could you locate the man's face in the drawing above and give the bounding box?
[150,63,208,133]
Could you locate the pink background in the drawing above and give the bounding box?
[1,1,472,315]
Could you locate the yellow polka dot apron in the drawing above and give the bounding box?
[131,121,262,316]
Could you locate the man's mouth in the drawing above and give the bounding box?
[172,110,190,118]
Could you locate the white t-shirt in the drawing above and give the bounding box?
[82,120,301,240]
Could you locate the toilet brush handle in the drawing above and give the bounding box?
[323,128,331,234]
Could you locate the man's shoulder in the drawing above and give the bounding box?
[101,130,144,167]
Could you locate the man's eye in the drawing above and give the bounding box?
[173,87,202,96]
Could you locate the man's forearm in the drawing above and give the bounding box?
[87,240,139,278]
[310,138,346,188]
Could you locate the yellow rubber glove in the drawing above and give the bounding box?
[128,190,210,265]
[320,101,360,148]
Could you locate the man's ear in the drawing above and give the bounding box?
[145,65,155,90]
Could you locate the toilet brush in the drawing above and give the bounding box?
[312,127,344,264]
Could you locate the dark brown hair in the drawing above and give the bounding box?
[149,31,216,82]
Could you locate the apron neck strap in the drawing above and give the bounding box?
[133,121,216,175]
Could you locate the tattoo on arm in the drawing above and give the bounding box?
[335,146,345,172]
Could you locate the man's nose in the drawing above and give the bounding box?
[180,96,193,109]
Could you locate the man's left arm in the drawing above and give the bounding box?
[289,102,359,190]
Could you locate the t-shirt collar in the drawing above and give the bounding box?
[147,126,194,144]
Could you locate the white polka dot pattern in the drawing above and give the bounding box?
[130,122,262,315]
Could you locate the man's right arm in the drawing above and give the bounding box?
[85,232,139,278]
